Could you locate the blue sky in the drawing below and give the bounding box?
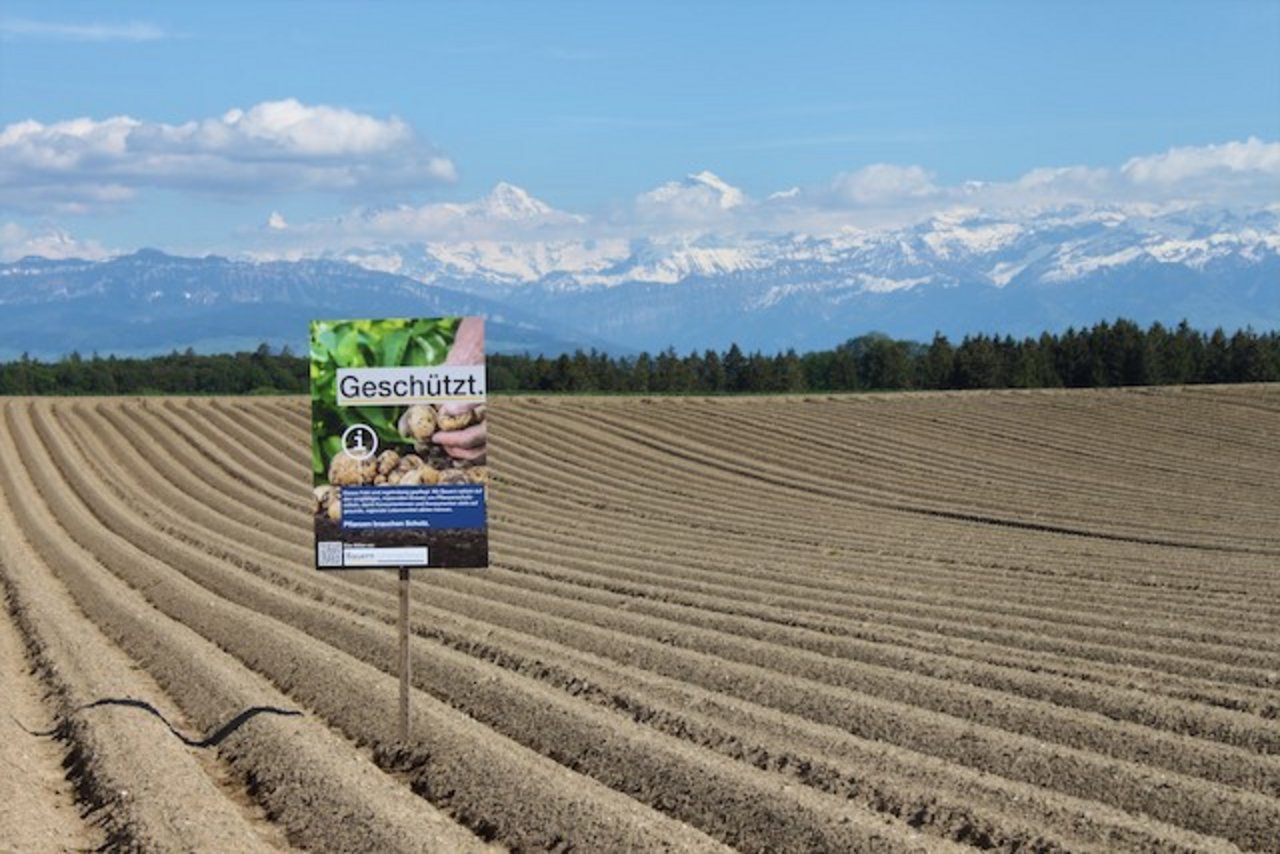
[1,1,1277,257]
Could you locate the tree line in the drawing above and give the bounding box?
[1,320,1277,396]
[488,320,1280,393]
[0,344,307,396]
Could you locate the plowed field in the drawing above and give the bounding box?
[1,386,1278,852]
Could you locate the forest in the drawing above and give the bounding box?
[1,319,1276,396]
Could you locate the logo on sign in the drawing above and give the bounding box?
[341,423,378,461]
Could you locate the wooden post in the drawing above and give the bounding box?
[398,567,411,741]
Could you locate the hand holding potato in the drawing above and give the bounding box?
[433,402,486,462]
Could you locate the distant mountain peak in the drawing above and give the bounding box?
[129,247,174,260]
[479,182,555,220]
[685,170,745,209]
[639,170,747,214]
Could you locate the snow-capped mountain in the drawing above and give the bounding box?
[2,198,1275,359]
[318,200,1279,352]
[462,181,582,222]
[0,250,614,360]
[639,170,747,212]
[374,204,1278,290]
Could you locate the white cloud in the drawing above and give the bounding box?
[240,137,1280,261]
[0,18,169,42]
[815,140,1280,222]
[0,222,113,261]
[830,164,937,205]
[1122,137,1280,185]
[957,140,1280,211]
[0,99,455,213]
[246,182,584,253]
[216,100,415,157]
[1015,165,1110,194]
[1113,138,1280,205]
[353,183,582,236]
[635,171,747,223]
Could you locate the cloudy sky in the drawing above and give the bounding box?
[1,1,1277,260]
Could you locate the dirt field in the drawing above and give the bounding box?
[1,385,1277,852]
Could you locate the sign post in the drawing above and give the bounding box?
[309,317,489,743]
[399,567,411,740]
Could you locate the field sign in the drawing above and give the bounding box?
[310,316,489,739]
[310,317,489,570]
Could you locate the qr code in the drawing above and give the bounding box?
[317,541,344,567]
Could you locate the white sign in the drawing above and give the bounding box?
[336,365,486,407]
[343,546,430,567]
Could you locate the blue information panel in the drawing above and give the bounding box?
[342,485,487,530]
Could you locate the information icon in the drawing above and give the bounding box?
[341,423,378,461]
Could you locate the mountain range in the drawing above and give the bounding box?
[2,188,1277,360]
[0,250,602,360]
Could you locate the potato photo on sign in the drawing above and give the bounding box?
[310,317,488,569]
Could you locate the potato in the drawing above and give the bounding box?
[312,485,332,514]
[395,454,425,472]
[435,406,475,432]
[329,452,376,486]
[376,449,401,476]
[398,405,436,442]
[399,466,442,487]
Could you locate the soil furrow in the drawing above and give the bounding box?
[64,401,1244,852]
[0,578,99,853]
[5,387,1276,852]
[36,402,956,853]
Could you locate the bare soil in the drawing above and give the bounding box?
[0,595,94,854]
[1,385,1277,852]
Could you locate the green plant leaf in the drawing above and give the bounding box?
[404,341,430,366]
[413,336,444,366]
[380,328,411,367]
[335,328,362,366]
[320,434,344,476]
[354,405,393,431]
[315,327,339,360]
